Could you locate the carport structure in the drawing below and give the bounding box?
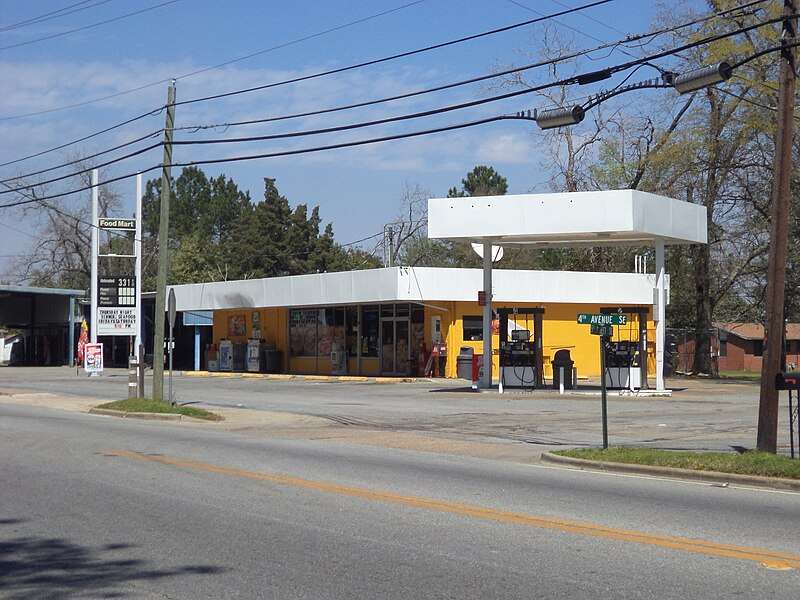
[0,284,83,366]
[427,189,708,392]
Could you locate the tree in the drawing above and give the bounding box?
[142,167,252,285]
[5,158,126,290]
[448,165,508,197]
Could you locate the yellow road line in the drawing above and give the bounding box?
[102,449,799,569]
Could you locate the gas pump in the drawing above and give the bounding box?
[603,340,641,389]
[497,307,544,392]
[600,307,649,390]
[500,329,537,390]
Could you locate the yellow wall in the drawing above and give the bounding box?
[444,302,656,379]
[210,302,656,379]
[213,307,288,371]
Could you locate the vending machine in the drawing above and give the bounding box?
[246,339,262,372]
[218,340,233,371]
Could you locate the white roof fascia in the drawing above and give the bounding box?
[399,267,661,305]
[169,267,662,311]
[427,189,707,247]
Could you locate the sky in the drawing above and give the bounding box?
[0,0,688,282]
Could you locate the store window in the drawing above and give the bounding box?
[289,309,317,356]
[463,315,483,341]
[317,307,345,356]
[345,306,359,356]
[361,305,379,357]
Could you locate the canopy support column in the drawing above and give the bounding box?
[655,239,666,392]
[481,241,493,388]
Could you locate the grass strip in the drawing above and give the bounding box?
[96,398,222,421]
[554,447,800,480]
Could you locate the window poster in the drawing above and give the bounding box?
[290,309,318,356]
[228,314,246,337]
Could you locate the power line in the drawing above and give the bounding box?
[0,107,164,169]
[0,0,426,121]
[6,11,676,182]
[175,0,615,109]
[0,0,600,171]
[0,16,790,207]
[0,0,180,51]
[0,128,163,184]
[0,139,162,194]
[5,0,759,184]
[0,1,113,33]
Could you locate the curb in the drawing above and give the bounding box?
[183,371,425,383]
[541,452,800,492]
[89,407,187,421]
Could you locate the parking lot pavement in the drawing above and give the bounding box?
[0,366,787,462]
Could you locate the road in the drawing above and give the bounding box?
[1,369,798,598]
[0,366,781,454]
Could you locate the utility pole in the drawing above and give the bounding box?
[152,82,176,402]
[757,1,796,453]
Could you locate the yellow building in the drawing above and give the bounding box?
[169,266,660,386]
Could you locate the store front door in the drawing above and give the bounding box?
[380,317,410,375]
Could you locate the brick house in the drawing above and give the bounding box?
[715,322,800,372]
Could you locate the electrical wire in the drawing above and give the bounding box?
[0,0,181,51]
[0,0,764,178]
[0,140,163,194]
[6,7,712,184]
[0,0,613,175]
[0,1,113,33]
[0,0,424,121]
[174,0,615,108]
[0,128,164,184]
[1,15,792,207]
[173,9,719,137]
[0,107,165,169]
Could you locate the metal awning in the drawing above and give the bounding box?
[427,189,706,247]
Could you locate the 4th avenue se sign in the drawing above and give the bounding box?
[576,313,627,325]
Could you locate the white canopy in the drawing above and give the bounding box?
[427,189,707,247]
[427,189,708,392]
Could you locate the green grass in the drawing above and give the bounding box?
[96,398,222,421]
[718,370,762,381]
[554,447,800,479]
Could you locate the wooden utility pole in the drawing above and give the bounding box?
[152,83,176,402]
[757,1,796,453]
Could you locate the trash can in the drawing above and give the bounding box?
[263,349,282,373]
[552,349,574,389]
[457,346,474,380]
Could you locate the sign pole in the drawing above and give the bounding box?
[168,288,176,405]
[601,334,609,449]
[135,173,143,397]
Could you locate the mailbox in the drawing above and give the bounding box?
[775,372,800,391]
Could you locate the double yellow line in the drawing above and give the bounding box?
[103,449,799,570]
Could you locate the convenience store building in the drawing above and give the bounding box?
[167,189,707,390]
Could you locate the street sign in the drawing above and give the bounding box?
[590,323,614,337]
[168,288,177,329]
[576,313,627,325]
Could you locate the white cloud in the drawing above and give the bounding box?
[474,132,534,164]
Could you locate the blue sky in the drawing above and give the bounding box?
[0,0,684,281]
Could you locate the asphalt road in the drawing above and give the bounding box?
[1,401,798,599]
[1,367,799,598]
